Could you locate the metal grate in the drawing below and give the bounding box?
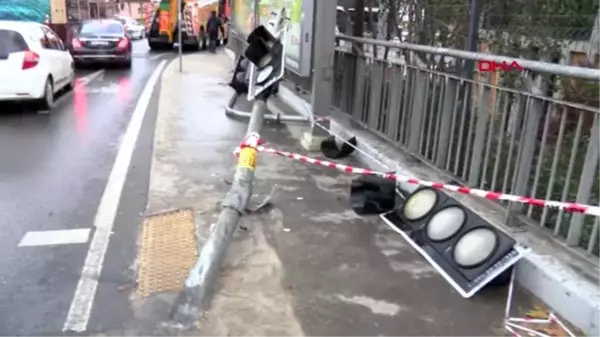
[137,208,198,297]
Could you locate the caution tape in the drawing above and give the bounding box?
[234,141,600,217]
[236,133,262,171]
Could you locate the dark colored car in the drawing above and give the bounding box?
[69,19,132,68]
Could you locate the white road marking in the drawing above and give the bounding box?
[77,70,104,86]
[148,53,167,61]
[85,84,120,95]
[53,70,104,106]
[18,229,91,247]
[62,60,167,332]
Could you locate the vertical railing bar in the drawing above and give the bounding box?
[381,65,388,133]
[361,62,371,123]
[425,74,438,160]
[587,217,599,254]
[527,102,553,217]
[491,92,510,191]
[509,96,534,200]
[453,84,470,175]
[554,112,585,235]
[388,65,404,141]
[566,115,599,246]
[480,87,501,189]
[540,107,568,227]
[396,67,405,143]
[398,67,410,144]
[445,80,462,171]
[463,82,483,181]
[432,76,447,161]
[404,68,419,145]
[418,73,432,156]
[501,95,525,194]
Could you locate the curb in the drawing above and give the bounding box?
[274,84,599,337]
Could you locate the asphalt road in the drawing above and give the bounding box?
[0,39,173,336]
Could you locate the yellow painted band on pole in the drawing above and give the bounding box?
[238,147,258,170]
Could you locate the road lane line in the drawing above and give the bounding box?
[62,60,167,332]
[149,53,167,61]
[53,70,104,106]
[18,229,91,247]
[77,69,104,85]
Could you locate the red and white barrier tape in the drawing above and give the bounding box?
[234,140,600,217]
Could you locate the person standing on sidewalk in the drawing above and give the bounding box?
[206,11,223,53]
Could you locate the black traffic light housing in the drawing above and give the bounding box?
[245,25,275,67]
[228,55,250,95]
[350,175,398,216]
[243,25,286,100]
[380,186,529,298]
[321,136,357,159]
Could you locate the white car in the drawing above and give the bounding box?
[0,21,74,112]
[116,17,144,40]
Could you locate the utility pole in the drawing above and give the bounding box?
[177,0,182,72]
[464,0,481,78]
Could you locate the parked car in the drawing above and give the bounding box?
[68,19,132,68]
[115,16,144,40]
[0,20,75,112]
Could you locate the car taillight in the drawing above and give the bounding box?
[72,38,83,49]
[116,38,129,49]
[22,51,39,70]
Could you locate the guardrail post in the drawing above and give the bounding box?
[511,94,543,208]
[407,69,427,153]
[435,78,458,167]
[468,84,491,186]
[567,118,600,246]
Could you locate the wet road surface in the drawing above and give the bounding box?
[0,40,173,335]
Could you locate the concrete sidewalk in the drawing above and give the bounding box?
[146,52,548,336]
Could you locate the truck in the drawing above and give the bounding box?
[145,0,229,51]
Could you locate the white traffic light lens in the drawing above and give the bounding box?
[403,189,437,220]
[258,54,273,68]
[453,228,497,268]
[235,72,246,82]
[426,207,465,241]
[240,58,249,69]
[256,65,274,84]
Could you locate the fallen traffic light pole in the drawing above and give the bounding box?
[170,9,289,330]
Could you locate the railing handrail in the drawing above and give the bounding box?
[336,34,600,81]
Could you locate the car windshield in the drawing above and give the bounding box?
[80,21,123,35]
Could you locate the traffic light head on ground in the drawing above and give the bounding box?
[374,186,530,298]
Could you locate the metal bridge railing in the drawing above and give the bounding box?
[332,35,600,257]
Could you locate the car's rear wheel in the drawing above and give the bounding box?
[37,77,54,113]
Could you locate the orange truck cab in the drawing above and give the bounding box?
[145,0,229,51]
